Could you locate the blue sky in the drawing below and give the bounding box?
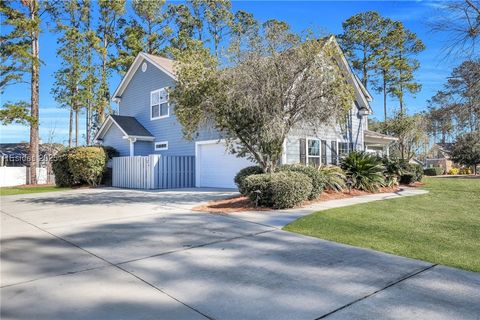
[0,0,456,144]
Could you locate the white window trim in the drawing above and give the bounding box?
[155,141,169,151]
[306,138,321,165]
[338,141,349,156]
[150,88,170,120]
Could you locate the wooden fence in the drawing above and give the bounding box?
[112,155,195,190]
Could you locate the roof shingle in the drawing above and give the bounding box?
[111,115,153,137]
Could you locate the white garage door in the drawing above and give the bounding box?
[196,141,255,188]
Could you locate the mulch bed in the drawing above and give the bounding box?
[192,186,402,214]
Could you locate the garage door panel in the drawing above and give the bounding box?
[197,142,255,188]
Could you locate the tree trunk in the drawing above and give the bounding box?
[75,109,79,147]
[29,1,39,185]
[86,103,90,145]
[69,108,73,147]
[383,74,387,121]
[362,48,368,89]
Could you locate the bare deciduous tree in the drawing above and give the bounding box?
[172,22,355,172]
[430,0,480,59]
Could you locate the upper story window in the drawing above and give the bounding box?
[151,88,169,120]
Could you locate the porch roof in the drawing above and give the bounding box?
[94,115,154,142]
[364,130,398,146]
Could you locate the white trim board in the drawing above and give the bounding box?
[112,52,176,102]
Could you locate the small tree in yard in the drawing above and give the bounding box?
[171,21,354,172]
[451,131,480,174]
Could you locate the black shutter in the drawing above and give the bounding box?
[331,141,337,165]
[321,140,327,165]
[299,138,306,165]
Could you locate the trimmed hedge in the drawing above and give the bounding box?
[234,165,264,194]
[277,164,324,200]
[68,147,107,186]
[399,162,423,183]
[52,148,77,187]
[52,146,117,187]
[424,167,444,176]
[399,173,415,184]
[243,171,312,209]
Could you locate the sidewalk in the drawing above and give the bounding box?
[223,187,429,228]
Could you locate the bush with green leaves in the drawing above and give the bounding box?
[340,151,385,192]
[243,171,312,209]
[68,147,108,186]
[52,148,78,187]
[52,146,118,187]
[277,164,324,200]
[381,157,403,187]
[317,165,346,192]
[424,167,444,176]
[399,162,424,182]
[102,146,120,159]
[234,165,264,194]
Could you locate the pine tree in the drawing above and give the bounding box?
[388,21,425,113]
[339,11,383,90]
[374,17,396,121]
[115,0,170,74]
[80,0,97,145]
[0,0,45,184]
[96,0,125,126]
[51,0,87,147]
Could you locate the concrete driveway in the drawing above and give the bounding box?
[1,188,479,320]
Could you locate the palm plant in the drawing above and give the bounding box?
[317,165,347,192]
[381,156,402,187]
[340,151,385,192]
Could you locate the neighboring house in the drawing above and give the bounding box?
[0,143,61,186]
[425,143,455,173]
[0,143,62,167]
[94,36,396,188]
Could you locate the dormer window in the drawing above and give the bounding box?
[151,88,169,120]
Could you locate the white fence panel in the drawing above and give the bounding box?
[0,167,48,187]
[112,155,195,190]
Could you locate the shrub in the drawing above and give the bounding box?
[381,157,403,187]
[243,171,312,209]
[411,164,424,182]
[52,148,78,187]
[317,165,346,192]
[399,162,423,182]
[459,167,471,175]
[448,168,460,175]
[68,147,108,186]
[277,164,324,200]
[234,165,264,194]
[424,166,444,176]
[340,151,385,192]
[101,146,120,159]
[399,173,415,184]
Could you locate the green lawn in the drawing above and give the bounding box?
[0,185,69,196]
[284,177,480,272]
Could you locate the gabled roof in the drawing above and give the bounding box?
[112,52,176,101]
[112,36,373,112]
[94,115,154,142]
[326,36,373,112]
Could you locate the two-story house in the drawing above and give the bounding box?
[94,36,397,188]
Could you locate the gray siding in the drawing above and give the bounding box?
[284,102,366,165]
[102,125,130,156]
[118,60,219,157]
